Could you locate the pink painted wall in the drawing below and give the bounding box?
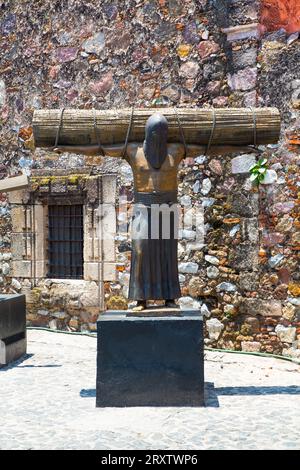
[261,0,300,34]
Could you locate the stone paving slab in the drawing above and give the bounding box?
[0,330,300,450]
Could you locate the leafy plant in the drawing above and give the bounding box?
[249,158,268,185]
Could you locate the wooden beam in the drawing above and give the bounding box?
[32,107,281,148]
[0,174,29,193]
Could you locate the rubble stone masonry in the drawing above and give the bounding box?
[0,0,299,356]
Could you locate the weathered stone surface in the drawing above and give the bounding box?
[106,295,127,310]
[161,84,180,102]
[268,254,284,268]
[82,32,105,55]
[230,192,259,217]
[180,195,191,207]
[206,80,221,96]
[240,299,282,317]
[224,304,236,316]
[183,21,200,44]
[244,316,260,334]
[273,284,288,300]
[198,40,220,59]
[37,309,49,316]
[179,61,199,79]
[241,218,259,244]
[229,242,258,270]
[275,325,296,344]
[188,277,205,297]
[232,48,258,69]
[288,283,300,297]
[89,72,113,95]
[178,296,201,310]
[11,278,21,291]
[261,169,278,185]
[84,262,116,282]
[11,261,31,278]
[208,159,223,175]
[2,262,10,276]
[231,154,256,174]
[262,232,285,247]
[52,311,68,320]
[212,96,228,107]
[282,304,296,321]
[222,24,259,42]
[243,90,257,107]
[206,318,224,340]
[271,202,295,215]
[201,303,211,318]
[201,178,212,195]
[239,272,259,292]
[228,67,257,91]
[287,297,300,306]
[178,262,198,274]
[205,255,219,266]
[53,47,78,63]
[207,266,219,279]
[0,80,6,108]
[241,341,261,352]
[192,180,200,193]
[80,287,100,308]
[216,282,237,293]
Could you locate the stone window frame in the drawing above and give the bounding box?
[46,199,85,280]
[8,173,117,285]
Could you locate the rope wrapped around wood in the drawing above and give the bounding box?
[174,108,188,159]
[249,107,257,147]
[53,108,65,148]
[206,108,216,155]
[122,106,135,159]
[33,107,280,148]
[93,109,106,156]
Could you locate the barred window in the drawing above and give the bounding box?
[48,204,83,279]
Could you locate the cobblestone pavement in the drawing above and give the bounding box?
[0,330,300,450]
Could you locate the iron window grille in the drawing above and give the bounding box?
[48,204,83,279]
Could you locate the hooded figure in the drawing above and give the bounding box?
[128,112,181,306]
[143,113,168,169]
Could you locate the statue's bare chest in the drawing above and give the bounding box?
[127,147,180,192]
[129,150,178,174]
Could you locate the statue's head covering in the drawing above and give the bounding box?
[143,113,168,169]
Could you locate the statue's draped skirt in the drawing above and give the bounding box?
[128,191,181,300]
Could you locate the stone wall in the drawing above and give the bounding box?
[6,171,117,332]
[0,0,299,356]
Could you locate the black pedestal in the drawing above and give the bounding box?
[96,309,204,407]
[0,294,26,366]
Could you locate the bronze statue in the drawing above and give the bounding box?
[31,107,280,311]
[54,113,212,311]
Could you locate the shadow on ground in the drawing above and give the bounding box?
[0,354,62,371]
[80,382,300,408]
[204,383,300,407]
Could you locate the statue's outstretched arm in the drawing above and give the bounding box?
[168,143,254,160]
[53,143,139,163]
[53,144,125,157]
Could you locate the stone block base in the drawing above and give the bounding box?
[0,335,27,366]
[96,309,204,407]
[0,294,27,366]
